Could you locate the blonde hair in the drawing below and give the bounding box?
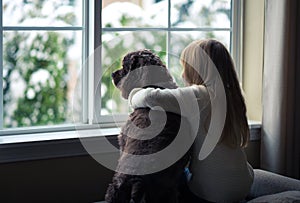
[181,39,249,148]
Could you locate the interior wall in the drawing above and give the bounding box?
[0,137,260,203]
[242,0,265,121]
[0,155,115,203]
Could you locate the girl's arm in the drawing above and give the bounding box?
[128,85,209,116]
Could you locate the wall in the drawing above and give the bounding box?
[242,0,265,121]
[0,155,114,203]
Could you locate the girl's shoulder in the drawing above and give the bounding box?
[189,85,210,101]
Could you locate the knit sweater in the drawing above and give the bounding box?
[129,85,254,203]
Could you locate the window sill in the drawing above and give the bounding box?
[0,121,261,164]
[0,127,121,164]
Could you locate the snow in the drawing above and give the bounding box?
[106,99,117,111]
[3,0,81,26]
[30,69,51,86]
[102,2,147,27]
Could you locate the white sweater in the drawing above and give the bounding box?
[129,85,254,203]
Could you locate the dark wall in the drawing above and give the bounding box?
[0,134,260,203]
[0,155,114,203]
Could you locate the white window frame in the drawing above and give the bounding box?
[0,0,244,136]
[0,0,91,135]
[231,0,244,82]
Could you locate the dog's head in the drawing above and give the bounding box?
[112,49,166,88]
[111,49,176,99]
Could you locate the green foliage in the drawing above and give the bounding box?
[12,32,73,127]
[3,0,76,127]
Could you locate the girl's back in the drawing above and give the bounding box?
[189,85,253,203]
[189,141,253,202]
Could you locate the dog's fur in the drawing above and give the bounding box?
[105,50,191,203]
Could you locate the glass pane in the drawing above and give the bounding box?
[102,0,167,28]
[171,0,231,28]
[3,31,82,128]
[3,0,82,26]
[169,31,231,87]
[101,31,167,115]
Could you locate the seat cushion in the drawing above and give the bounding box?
[247,191,300,203]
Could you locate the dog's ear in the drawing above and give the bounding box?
[111,69,123,87]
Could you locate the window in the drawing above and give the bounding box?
[99,0,241,119]
[1,0,84,131]
[0,0,242,134]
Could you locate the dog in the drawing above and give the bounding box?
[105,49,192,203]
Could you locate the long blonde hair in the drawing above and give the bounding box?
[181,39,249,148]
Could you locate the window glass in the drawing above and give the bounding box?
[102,0,168,28]
[171,0,231,28]
[100,0,233,117]
[169,31,231,87]
[1,0,236,130]
[1,0,83,129]
[2,0,82,26]
[3,31,82,128]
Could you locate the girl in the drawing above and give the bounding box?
[128,39,254,202]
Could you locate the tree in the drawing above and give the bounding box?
[3,0,76,127]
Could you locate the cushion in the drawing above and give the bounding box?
[247,191,300,203]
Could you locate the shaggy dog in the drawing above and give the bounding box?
[105,49,191,203]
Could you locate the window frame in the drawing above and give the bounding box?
[0,0,244,136]
[94,0,243,125]
[0,0,88,133]
[231,0,244,82]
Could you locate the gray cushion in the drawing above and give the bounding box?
[248,169,300,199]
[247,191,300,203]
